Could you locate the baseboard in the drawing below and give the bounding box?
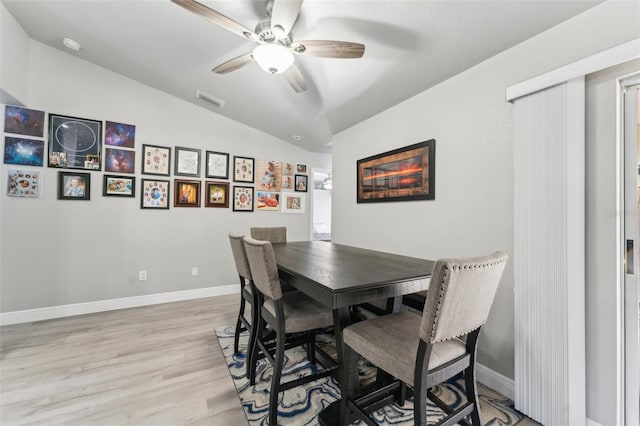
[476,362,515,401]
[586,419,605,426]
[0,285,239,326]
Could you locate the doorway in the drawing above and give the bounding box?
[310,168,331,241]
[621,74,639,426]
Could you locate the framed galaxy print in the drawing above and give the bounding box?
[104,148,135,174]
[4,105,45,137]
[48,113,102,170]
[4,137,45,167]
[233,185,254,212]
[104,121,135,148]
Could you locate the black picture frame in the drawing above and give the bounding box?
[232,185,254,212]
[141,144,171,176]
[57,171,91,200]
[174,179,201,207]
[140,178,170,209]
[48,113,102,170]
[103,174,136,197]
[174,146,201,177]
[356,139,435,203]
[233,156,254,183]
[295,174,308,192]
[205,150,229,179]
[205,181,230,208]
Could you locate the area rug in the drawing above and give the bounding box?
[216,325,524,425]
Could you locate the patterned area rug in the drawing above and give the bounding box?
[216,325,524,426]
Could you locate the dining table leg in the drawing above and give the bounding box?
[318,306,352,426]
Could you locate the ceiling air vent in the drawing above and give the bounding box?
[195,90,225,108]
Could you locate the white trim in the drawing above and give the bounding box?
[506,38,640,102]
[0,285,240,326]
[477,363,515,401]
[587,419,606,426]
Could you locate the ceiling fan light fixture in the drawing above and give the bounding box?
[252,44,294,74]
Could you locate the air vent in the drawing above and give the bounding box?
[195,90,225,108]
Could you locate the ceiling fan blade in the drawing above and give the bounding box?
[212,52,254,74]
[270,0,303,38]
[171,0,259,41]
[292,40,365,59]
[283,64,308,93]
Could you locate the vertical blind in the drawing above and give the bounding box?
[513,79,586,425]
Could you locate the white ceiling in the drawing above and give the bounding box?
[3,0,601,153]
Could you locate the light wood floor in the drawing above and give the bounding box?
[0,294,249,426]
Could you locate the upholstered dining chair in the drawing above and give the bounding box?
[340,251,508,426]
[250,226,287,243]
[228,233,256,379]
[243,236,337,426]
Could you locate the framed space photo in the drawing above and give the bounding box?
[4,105,45,137]
[295,174,308,192]
[103,174,135,197]
[233,185,254,212]
[140,179,170,209]
[256,191,280,211]
[205,151,229,179]
[4,137,45,167]
[48,113,102,170]
[233,156,254,183]
[57,171,90,200]
[174,179,201,207]
[205,181,229,208]
[142,144,171,176]
[7,170,40,198]
[174,146,201,177]
[104,148,135,174]
[104,121,135,148]
[282,193,305,214]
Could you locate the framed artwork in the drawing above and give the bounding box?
[4,137,45,166]
[295,174,308,192]
[104,148,135,174]
[296,163,308,174]
[256,160,282,191]
[104,121,135,148]
[48,113,102,170]
[174,146,201,177]
[256,191,280,211]
[205,151,229,179]
[174,179,201,207]
[281,175,293,190]
[140,179,170,209]
[57,171,90,200]
[7,170,40,198]
[282,162,294,176]
[142,144,171,176]
[205,181,229,208]
[4,105,45,137]
[357,139,435,203]
[103,174,135,197]
[233,156,254,183]
[233,185,254,212]
[281,193,305,214]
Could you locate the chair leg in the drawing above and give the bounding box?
[234,296,246,354]
[245,299,257,379]
[249,313,265,386]
[268,323,286,426]
[413,380,427,426]
[340,344,358,426]
[306,330,316,363]
[464,364,481,425]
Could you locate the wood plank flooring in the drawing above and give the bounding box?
[0,294,249,425]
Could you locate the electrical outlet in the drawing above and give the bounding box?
[191,267,198,276]
[139,270,147,281]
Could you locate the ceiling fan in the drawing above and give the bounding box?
[171,0,365,93]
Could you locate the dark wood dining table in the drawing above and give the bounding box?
[271,240,434,425]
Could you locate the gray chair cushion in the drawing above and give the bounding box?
[229,233,252,280]
[250,227,287,243]
[263,291,333,334]
[243,236,283,301]
[343,311,466,387]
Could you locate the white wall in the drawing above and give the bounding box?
[0,39,329,313]
[331,3,639,425]
[0,3,29,105]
